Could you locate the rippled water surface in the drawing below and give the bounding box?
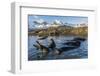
[28,36,88,61]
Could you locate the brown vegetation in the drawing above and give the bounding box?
[28,26,88,37]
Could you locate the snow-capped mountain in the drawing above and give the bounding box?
[30,19,88,29]
[32,19,64,28]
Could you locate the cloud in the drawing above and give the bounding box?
[33,15,39,19]
[33,19,50,28]
[33,19,44,24]
[36,19,44,24]
[54,19,63,24]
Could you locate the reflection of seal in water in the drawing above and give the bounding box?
[48,38,56,50]
[36,41,49,57]
[38,36,48,40]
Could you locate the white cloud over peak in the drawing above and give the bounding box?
[54,19,62,24]
[34,19,45,24]
[37,19,44,23]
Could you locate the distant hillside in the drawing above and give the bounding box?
[28,25,88,37]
